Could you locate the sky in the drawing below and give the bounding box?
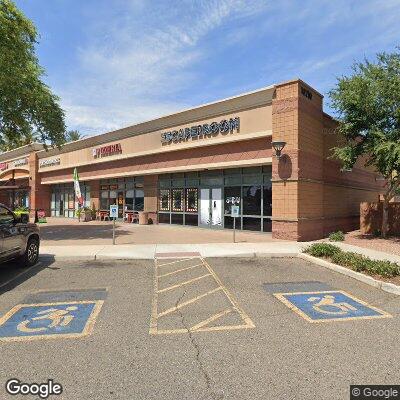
[14,0,400,137]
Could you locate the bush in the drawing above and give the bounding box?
[306,246,400,278]
[329,231,345,242]
[304,243,342,258]
[331,251,367,272]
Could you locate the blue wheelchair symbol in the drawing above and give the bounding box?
[274,291,391,323]
[0,301,103,342]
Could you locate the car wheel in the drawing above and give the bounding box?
[17,238,40,268]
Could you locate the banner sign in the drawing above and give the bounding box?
[73,168,83,206]
[161,117,240,144]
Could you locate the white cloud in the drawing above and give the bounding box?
[60,0,269,135]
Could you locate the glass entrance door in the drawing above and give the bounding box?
[199,188,222,229]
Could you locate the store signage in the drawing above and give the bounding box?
[109,205,118,218]
[39,158,61,168]
[226,196,240,205]
[92,143,122,158]
[231,205,240,217]
[13,157,28,167]
[0,158,28,171]
[161,117,240,144]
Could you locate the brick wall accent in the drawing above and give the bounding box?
[360,202,400,235]
[29,152,51,217]
[272,79,383,241]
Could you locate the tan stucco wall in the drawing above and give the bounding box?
[37,104,272,174]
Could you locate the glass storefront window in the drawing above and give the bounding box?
[185,214,198,226]
[185,188,198,212]
[158,213,170,224]
[125,190,134,211]
[134,189,144,211]
[263,184,272,216]
[242,186,261,215]
[224,187,241,215]
[157,167,272,232]
[172,189,183,211]
[224,216,241,230]
[159,189,170,211]
[100,198,108,210]
[242,217,261,231]
[263,218,272,232]
[171,213,183,225]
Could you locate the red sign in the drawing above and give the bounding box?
[0,162,8,171]
[92,143,122,158]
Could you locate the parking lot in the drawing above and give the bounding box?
[0,255,399,400]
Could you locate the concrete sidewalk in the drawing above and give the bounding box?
[40,242,305,260]
[40,241,400,263]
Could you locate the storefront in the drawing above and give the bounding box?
[99,177,144,218]
[50,182,91,217]
[158,166,272,232]
[0,79,384,241]
[0,144,44,211]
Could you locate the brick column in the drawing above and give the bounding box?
[144,174,158,224]
[272,81,300,240]
[29,152,51,218]
[271,79,324,241]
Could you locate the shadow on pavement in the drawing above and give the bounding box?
[39,224,132,242]
[0,256,56,296]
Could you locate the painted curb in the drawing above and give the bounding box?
[298,253,400,296]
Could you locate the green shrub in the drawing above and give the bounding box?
[308,246,400,278]
[366,260,400,277]
[328,231,345,242]
[331,251,367,272]
[304,243,342,258]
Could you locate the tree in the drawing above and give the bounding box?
[66,130,85,142]
[329,49,400,238]
[0,130,38,151]
[0,0,66,151]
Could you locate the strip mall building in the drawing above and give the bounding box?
[0,79,383,241]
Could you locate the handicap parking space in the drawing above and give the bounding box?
[0,255,398,399]
[273,290,391,323]
[0,300,103,342]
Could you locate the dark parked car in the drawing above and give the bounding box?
[0,204,40,267]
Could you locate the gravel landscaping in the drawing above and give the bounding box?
[344,230,400,257]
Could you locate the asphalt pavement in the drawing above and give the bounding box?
[0,255,398,400]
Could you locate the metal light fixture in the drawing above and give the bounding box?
[271,141,287,159]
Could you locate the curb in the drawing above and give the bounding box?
[298,253,400,296]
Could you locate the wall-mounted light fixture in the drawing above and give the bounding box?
[271,141,287,159]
